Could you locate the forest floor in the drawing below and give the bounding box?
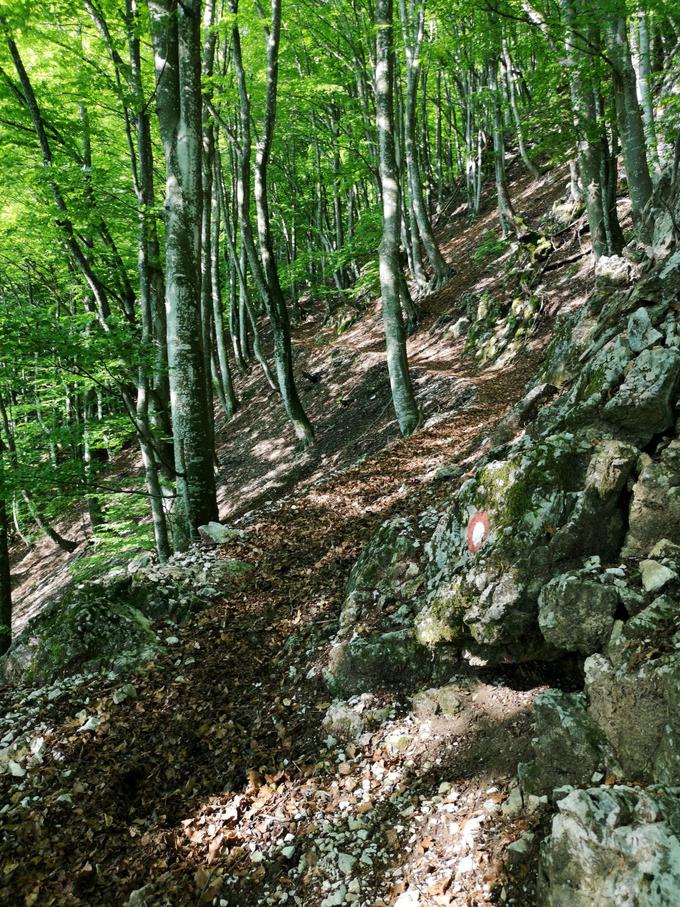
[2,163,598,906]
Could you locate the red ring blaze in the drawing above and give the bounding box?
[466,511,490,553]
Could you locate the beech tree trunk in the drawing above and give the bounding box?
[398,0,450,289]
[149,0,218,543]
[562,0,608,259]
[633,12,659,176]
[210,180,239,419]
[375,0,420,437]
[0,445,11,656]
[253,0,315,446]
[0,514,10,654]
[602,2,653,226]
[490,58,519,238]
[229,0,312,444]
[502,35,542,180]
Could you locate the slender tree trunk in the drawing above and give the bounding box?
[398,0,450,289]
[489,58,519,237]
[229,0,308,439]
[502,35,542,179]
[82,388,105,531]
[375,0,421,437]
[86,0,172,559]
[253,0,314,446]
[602,2,653,225]
[238,245,252,364]
[22,491,79,552]
[634,11,659,176]
[597,86,625,254]
[0,394,79,553]
[435,70,444,213]
[215,153,276,389]
[0,444,11,656]
[125,1,172,560]
[201,0,218,447]
[211,179,239,418]
[149,0,219,543]
[569,159,582,205]
[12,497,29,548]
[562,0,608,258]
[395,66,428,289]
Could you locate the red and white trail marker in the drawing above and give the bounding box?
[466,511,490,553]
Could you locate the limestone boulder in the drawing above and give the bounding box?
[450,316,470,339]
[538,571,619,655]
[595,254,631,286]
[585,589,680,785]
[411,682,468,719]
[628,306,663,353]
[416,434,637,664]
[1,578,159,684]
[538,786,680,907]
[197,522,248,545]
[518,690,608,797]
[623,442,680,556]
[325,629,437,697]
[324,517,437,696]
[602,347,680,444]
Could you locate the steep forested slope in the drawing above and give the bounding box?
[1,0,679,904]
[0,155,677,905]
[0,165,585,906]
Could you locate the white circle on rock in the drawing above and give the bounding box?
[471,520,486,547]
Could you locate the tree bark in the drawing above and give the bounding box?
[149,0,219,543]
[634,12,659,176]
[502,35,542,179]
[489,58,519,238]
[253,0,315,446]
[561,0,608,258]
[398,0,450,289]
[602,2,653,226]
[210,177,239,418]
[0,444,12,656]
[375,0,421,437]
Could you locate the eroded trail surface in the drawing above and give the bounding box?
[1,170,584,906]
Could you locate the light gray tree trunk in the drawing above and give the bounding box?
[375,0,421,437]
[228,0,311,443]
[149,0,219,544]
[398,0,450,289]
[82,388,105,531]
[253,0,315,446]
[201,0,218,448]
[125,0,173,559]
[630,11,659,177]
[602,2,653,226]
[0,389,79,559]
[489,58,519,238]
[395,66,428,290]
[210,179,239,419]
[561,0,608,258]
[502,35,542,179]
[0,444,12,656]
[215,150,277,389]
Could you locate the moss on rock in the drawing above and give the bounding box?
[2,578,159,684]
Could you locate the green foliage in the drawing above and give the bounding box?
[70,488,155,584]
[0,0,675,570]
[473,231,509,265]
[347,260,381,306]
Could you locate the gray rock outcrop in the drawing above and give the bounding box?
[538,786,680,906]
